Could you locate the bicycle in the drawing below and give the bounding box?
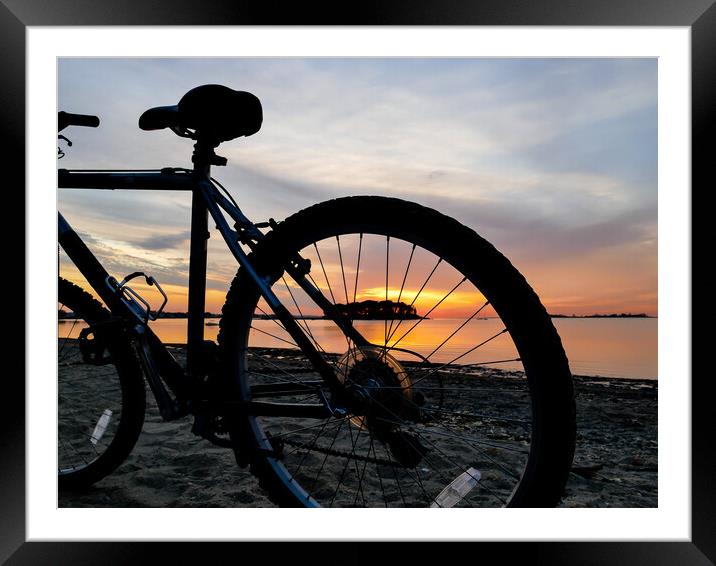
[58,84,576,507]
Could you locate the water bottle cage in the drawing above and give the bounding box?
[107,272,168,324]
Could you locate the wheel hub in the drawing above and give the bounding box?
[333,347,429,467]
[334,346,415,431]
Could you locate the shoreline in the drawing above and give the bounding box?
[58,345,657,508]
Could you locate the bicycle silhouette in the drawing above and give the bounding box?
[58,84,575,507]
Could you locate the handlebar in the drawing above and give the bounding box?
[58,111,100,132]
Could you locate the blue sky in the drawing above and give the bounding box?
[58,57,657,314]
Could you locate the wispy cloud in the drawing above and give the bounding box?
[136,231,191,250]
[58,57,657,314]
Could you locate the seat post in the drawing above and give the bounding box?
[191,139,227,169]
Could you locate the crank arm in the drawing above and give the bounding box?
[132,326,187,421]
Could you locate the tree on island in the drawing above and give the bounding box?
[548,312,651,318]
[332,299,420,320]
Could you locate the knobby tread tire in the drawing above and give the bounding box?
[218,196,576,507]
[58,277,146,490]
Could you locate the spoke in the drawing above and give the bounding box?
[352,233,363,305]
[251,317,356,396]
[418,426,528,460]
[422,301,491,364]
[336,236,350,307]
[252,304,304,345]
[419,406,532,428]
[311,243,351,353]
[250,325,300,348]
[365,429,388,507]
[290,417,333,482]
[241,230,535,507]
[338,352,531,438]
[418,420,530,456]
[255,300,345,372]
[336,235,356,355]
[306,272,330,308]
[280,277,324,353]
[375,414,525,480]
[363,384,528,393]
[58,369,122,383]
[462,357,523,368]
[383,236,390,355]
[357,392,526,479]
[329,373,525,491]
[351,371,530,457]
[385,243,416,343]
[248,372,320,390]
[58,318,80,360]
[389,276,468,351]
[346,420,367,506]
[330,421,360,507]
[59,436,93,467]
[248,382,321,405]
[262,415,348,441]
[408,461,436,506]
[350,235,363,367]
[414,433,508,506]
[254,301,338,370]
[313,243,337,305]
[383,256,442,346]
[409,328,509,387]
[353,427,372,506]
[247,352,323,389]
[381,440,408,506]
[310,417,347,493]
[400,441,480,507]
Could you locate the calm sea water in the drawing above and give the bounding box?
[59,317,657,379]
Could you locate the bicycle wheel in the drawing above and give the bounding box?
[219,196,575,507]
[58,277,146,489]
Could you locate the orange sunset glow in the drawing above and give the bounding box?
[59,58,657,319]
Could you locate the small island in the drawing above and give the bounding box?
[251,299,422,320]
[549,313,654,318]
[331,299,421,320]
[154,311,222,319]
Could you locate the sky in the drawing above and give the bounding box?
[58,58,657,316]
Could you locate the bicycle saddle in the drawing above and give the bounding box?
[138,84,262,143]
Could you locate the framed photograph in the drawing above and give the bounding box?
[7,1,709,563]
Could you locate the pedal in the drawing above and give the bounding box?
[386,430,429,468]
[78,323,120,365]
[263,433,285,459]
[200,340,221,379]
[190,404,233,448]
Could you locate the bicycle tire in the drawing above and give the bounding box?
[219,196,575,507]
[58,277,146,489]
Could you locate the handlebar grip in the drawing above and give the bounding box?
[58,111,100,132]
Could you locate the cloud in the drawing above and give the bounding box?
[57,57,657,313]
[136,231,191,250]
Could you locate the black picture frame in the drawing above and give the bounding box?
[5,1,709,563]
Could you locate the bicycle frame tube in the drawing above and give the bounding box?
[186,182,209,378]
[58,209,191,404]
[195,178,345,389]
[58,169,203,382]
[58,167,369,392]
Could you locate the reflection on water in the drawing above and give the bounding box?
[58,317,657,379]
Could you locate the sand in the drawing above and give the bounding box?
[58,345,657,508]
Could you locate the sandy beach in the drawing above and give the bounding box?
[58,345,657,508]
